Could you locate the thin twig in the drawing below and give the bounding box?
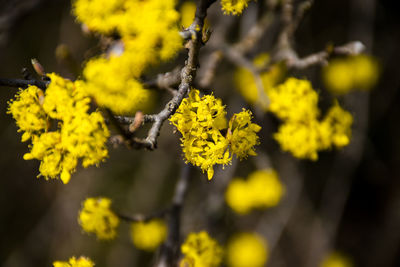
[292,0,314,33]
[198,50,223,88]
[285,41,366,69]
[261,41,365,72]
[234,5,277,54]
[0,78,48,89]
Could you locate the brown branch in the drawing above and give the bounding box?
[234,8,276,54]
[0,78,48,90]
[283,41,366,69]
[198,50,223,88]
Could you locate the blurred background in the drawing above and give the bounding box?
[0,0,400,266]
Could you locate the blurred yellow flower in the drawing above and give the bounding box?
[268,78,319,122]
[323,54,379,94]
[226,233,268,267]
[180,231,223,267]
[221,0,252,15]
[270,78,353,161]
[53,256,94,267]
[78,197,120,240]
[225,169,284,214]
[130,219,167,251]
[321,252,353,267]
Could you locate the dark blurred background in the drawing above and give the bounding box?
[0,0,400,266]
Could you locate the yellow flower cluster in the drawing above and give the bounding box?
[180,231,223,267]
[170,89,261,180]
[268,77,319,122]
[73,0,182,114]
[78,197,120,240]
[225,169,284,214]
[7,85,47,142]
[323,55,379,94]
[53,256,94,267]
[221,0,252,15]
[8,73,109,184]
[130,219,167,251]
[235,53,286,110]
[320,252,353,267]
[227,109,262,159]
[270,78,353,160]
[226,233,268,267]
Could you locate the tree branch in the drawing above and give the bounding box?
[0,78,48,90]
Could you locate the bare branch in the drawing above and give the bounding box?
[285,41,366,69]
[198,51,223,88]
[234,5,277,54]
[0,78,48,90]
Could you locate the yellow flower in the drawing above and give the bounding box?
[320,252,353,267]
[170,89,231,180]
[320,101,353,148]
[180,231,223,267]
[226,233,268,267]
[268,78,319,122]
[269,78,353,161]
[274,120,322,161]
[130,219,167,251]
[227,109,261,159]
[225,179,253,214]
[53,256,95,267]
[170,89,261,180]
[78,197,120,240]
[43,74,90,121]
[225,169,284,214]
[247,169,285,208]
[323,54,379,94]
[221,0,252,15]
[8,73,109,184]
[73,0,125,34]
[7,85,47,142]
